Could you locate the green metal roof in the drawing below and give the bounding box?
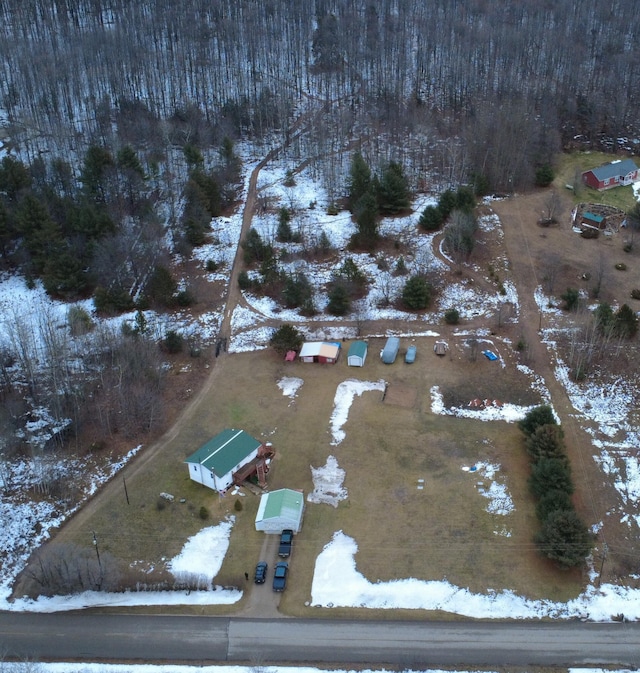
[348,341,368,358]
[263,488,304,519]
[583,212,604,223]
[185,429,261,477]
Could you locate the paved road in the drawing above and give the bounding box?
[1,614,639,667]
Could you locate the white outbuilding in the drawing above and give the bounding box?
[255,488,305,533]
[347,340,368,367]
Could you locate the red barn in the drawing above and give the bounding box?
[582,159,639,191]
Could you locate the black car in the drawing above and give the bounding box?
[272,561,288,592]
[254,561,268,584]
[278,529,293,557]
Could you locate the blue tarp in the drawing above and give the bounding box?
[482,350,498,361]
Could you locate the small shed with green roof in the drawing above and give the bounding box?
[347,340,368,367]
[255,488,305,533]
[185,428,264,493]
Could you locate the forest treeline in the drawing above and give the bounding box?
[1,0,639,192]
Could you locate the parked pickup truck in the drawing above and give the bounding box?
[278,529,293,557]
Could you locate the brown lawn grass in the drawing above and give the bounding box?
[53,337,586,613]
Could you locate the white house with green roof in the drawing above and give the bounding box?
[185,428,264,492]
[255,488,305,533]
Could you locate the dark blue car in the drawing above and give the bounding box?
[273,562,288,592]
[254,561,268,584]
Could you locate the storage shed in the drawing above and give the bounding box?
[347,340,368,367]
[381,337,400,364]
[185,429,270,493]
[299,341,341,363]
[255,488,305,533]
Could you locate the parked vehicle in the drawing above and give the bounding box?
[405,345,417,363]
[381,336,400,364]
[254,561,268,584]
[272,561,289,592]
[278,529,293,557]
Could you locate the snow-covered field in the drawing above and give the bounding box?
[1,158,640,626]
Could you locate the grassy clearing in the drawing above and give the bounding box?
[54,337,586,612]
[554,151,637,212]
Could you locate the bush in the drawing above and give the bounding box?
[561,287,580,311]
[615,262,627,271]
[535,164,555,187]
[146,265,178,307]
[205,259,219,272]
[163,330,184,354]
[237,270,252,290]
[199,506,209,520]
[631,289,640,300]
[613,303,639,338]
[394,256,408,276]
[176,289,195,307]
[67,305,94,336]
[444,308,460,325]
[93,286,135,314]
[535,509,591,567]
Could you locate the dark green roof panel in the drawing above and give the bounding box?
[185,429,261,477]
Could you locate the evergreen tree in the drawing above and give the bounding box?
[526,424,566,463]
[116,146,145,177]
[529,458,574,498]
[418,204,444,231]
[402,275,431,310]
[519,405,557,436]
[80,145,114,202]
[535,509,591,567]
[277,207,293,242]
[535,489,574,522]
[561,287,580,311]
[16,194,62,273]
[0,200,15,259]
[593,302,614,333]
[270,324,304,354]
[327,284,350,316]
[183,144,204,168]
[377,161,410,214]
[438,189,457,218]
[455,186,476,212]
[0,156,31,202]
[348,153,372,212]
[354,190,379,249]
[613,303,638,338]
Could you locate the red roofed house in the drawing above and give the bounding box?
[581,159,639,191]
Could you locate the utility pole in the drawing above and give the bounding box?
[92,531,103,588]
[597,542,608,588]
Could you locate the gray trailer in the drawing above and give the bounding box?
[381,337,400,364]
